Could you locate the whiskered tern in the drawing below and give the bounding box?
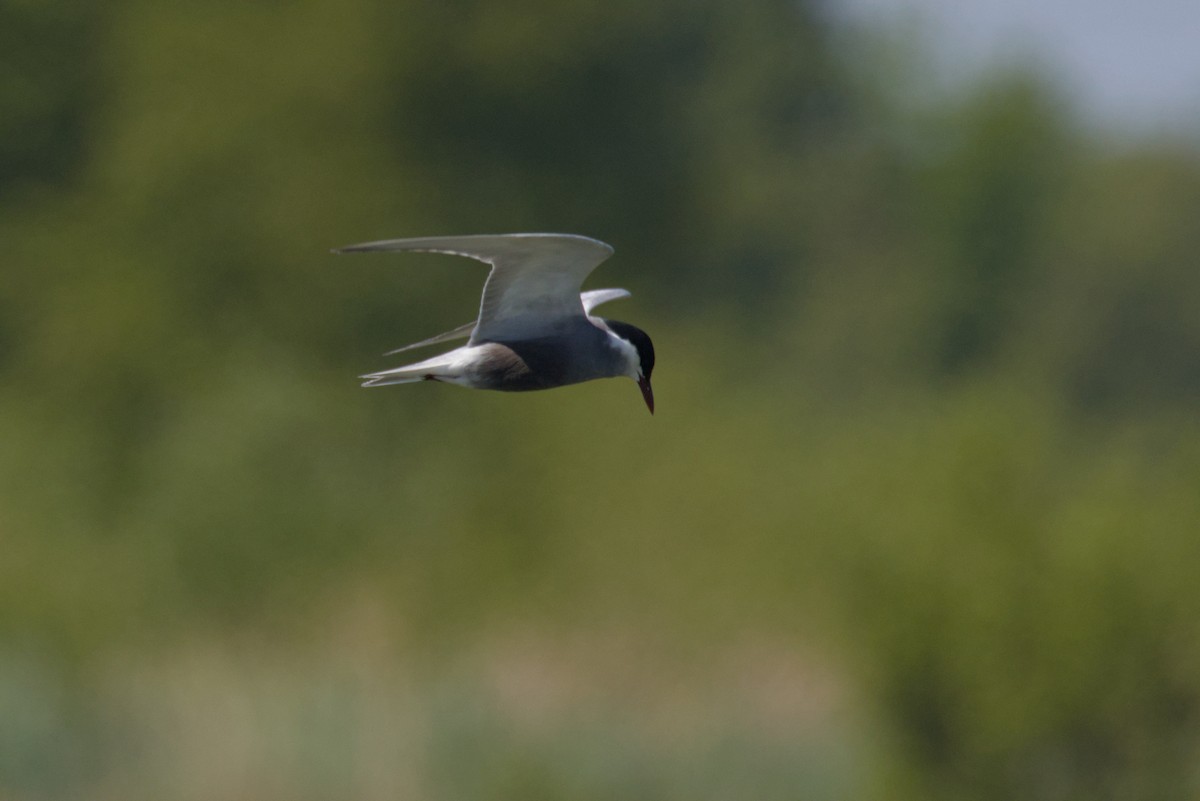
[334,233,655,413]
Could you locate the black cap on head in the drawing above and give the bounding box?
[604,319,654,378]
[604,319,655,413]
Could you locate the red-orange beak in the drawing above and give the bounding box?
[637,376,654,415]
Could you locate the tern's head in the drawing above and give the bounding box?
[603,319,655,414]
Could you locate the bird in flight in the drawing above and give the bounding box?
[334,233,655,413]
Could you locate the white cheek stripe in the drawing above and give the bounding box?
[608,332,642,379]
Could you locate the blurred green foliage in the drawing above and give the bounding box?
[3,0,1200,799]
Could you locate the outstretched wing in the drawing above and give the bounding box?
[581,288,631,313]
[379,288,630,356]
[334,233,614,342]
[383,320,476,356]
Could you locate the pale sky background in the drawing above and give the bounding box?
[834,0,1200,133]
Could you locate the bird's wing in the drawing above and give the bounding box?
[334,233,614,342]
[383,320,476,356]
[379,287,628,352]
[383,289,627,355]
[581,288,631,313]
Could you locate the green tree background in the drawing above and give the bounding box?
[3,1,1199,798]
